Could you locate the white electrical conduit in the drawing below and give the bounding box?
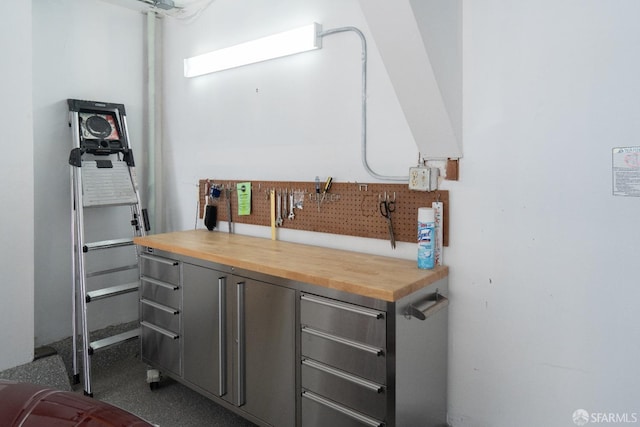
[146,11,156,233]
[319,27,409,182]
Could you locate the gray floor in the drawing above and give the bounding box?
[0,324,257,427]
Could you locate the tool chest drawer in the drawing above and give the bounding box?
[300,293,387,384]
[140,299,180,332]
[140,276,181,308]
[300,293,386,348]
[302,391,385,427]
[140,253,181,286]
[301,326,386,385]
[140,322,181,375]
[302,358,386,421]
[139,252,182,377]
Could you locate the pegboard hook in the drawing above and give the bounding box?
[379,191,396,203]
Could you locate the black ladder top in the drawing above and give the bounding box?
[67,99,126,114]
[67,98,130,157]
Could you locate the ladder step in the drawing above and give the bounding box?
[86,264,139,278]
[86,282,139,302]
[83,238,134,252]
[89,328,139,355]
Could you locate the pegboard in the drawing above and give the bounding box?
[198,179,448,246]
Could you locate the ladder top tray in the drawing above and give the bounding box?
[81,161,138,207]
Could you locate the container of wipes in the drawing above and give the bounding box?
[417,207,435,269]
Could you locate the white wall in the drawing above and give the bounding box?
[445,1,640,426]
[161,1,640,426]
[0,1,34,372]
[32,0,146,345]
[161,0,419,252]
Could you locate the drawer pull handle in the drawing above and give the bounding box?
[141,321,179,339]
[405,290,449,321]
[302,358,384,393]
[301,294,384,319]
[140,298,179,315]
[302,391,385,427]
[141,276,179,291]
[140,253,180,266]
[301,326,383,357]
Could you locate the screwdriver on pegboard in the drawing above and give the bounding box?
[320,176,333,206]
[315,176,320,211]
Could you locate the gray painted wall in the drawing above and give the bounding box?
[0,0,34,372]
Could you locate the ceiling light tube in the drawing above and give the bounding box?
[184,23,322,78]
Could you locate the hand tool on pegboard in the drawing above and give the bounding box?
[198,179,449,246]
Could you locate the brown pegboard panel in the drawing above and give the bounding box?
[199,179,448,246]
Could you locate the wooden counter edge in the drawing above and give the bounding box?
[134,233,448,303]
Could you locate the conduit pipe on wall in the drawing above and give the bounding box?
[319,27,408,182]
[146,11,156,233]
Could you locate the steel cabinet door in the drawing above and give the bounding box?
[182,263,225,396]
[233,278,296,427]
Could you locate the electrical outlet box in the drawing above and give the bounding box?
[409,166,439,191]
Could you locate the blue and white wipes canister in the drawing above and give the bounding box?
[417,207,435,269]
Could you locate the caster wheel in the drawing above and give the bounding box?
[146,368,161,391]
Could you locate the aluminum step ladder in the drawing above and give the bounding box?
[68,99,149,396]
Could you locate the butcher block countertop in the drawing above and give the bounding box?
[134,230,448,302]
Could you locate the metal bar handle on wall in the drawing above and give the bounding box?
[405,290,449,321]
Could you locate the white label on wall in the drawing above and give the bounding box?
[612,146,640,197]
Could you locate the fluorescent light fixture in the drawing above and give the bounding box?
[184,23,322,78]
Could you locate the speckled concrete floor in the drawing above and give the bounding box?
[0,350,72,392]
[0,323,257,427]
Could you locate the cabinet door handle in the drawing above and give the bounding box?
[218,277,227,397]
[140,253,179,266]
[302,391,385,427]
[405,290,449,321]
[236,281,246,406]
[301,326,384,357]
[301,294,384,319]
[302,358,385,393]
